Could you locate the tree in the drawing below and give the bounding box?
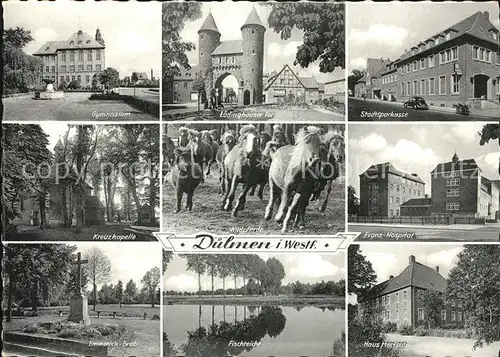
[91,74,100,91]
[84,247,111,310]
[204,255,219,297]
[184,255,206,297]
[131,72,139,83]
[4,27,34,48]
[348,69,365,94]
[125,279,137,303]
[478,124,500,175]
[141,266,161,308]
[266,257,286,295]
[348,185,360,215]
[419,290,444,329]
[141,125,160,225]
[447,245,500,348]
[58,80,68,91]
[68,80,82,90]
[162,3,202,78]
[163,250,174,273]
[192,77,206,112]
[266,3,345,71]
[348,245,377,299]
[116,280,124,307]
[217,255,232,297]
[4,244,75,321]
[2,124,53,232]
[99,67,120,92]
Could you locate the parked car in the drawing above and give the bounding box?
[403,96,429,110]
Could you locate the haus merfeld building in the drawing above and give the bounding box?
[34,29,106,89]
[359,154,500,220]
[354,11,500,111]
[358,255,465,329]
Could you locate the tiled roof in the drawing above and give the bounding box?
[361,162,425,184]
[212,40,243,55]
[299,76,319,89]
[174,64,199,80]
[33,30,104,55]
[431,158,479,173]
[396,11,498,63]
[360,259,447,302]
[400,197,432,207]
[199,11,220,34]
[241,7,265,30]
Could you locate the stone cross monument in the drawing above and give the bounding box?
[68,252,90,325]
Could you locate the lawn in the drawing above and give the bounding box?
[162,171,345,235]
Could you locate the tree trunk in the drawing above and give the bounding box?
[7,275,14,322]
[222,277,226,297]
[198,273,201,297]
[31,280,38,312]
[93,282,97,310]
[234,275,237,297]
[76,126,84,229]
[104,178,110,222]
[151,291,155,308]
[62,185,69,228]
[39,193,48,229]
[149,164,156,225]
[243,277,246,296]
[211,272,214,297]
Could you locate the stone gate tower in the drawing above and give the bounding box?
[197,7,265,105]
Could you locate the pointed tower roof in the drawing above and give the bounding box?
[54,137,64,151]
[198,11,220,34]
[452,152,459,163]
[241,7,265,31]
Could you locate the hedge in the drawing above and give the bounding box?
[89,93,159,117]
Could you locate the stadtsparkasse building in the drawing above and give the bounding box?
[356,11,500,111]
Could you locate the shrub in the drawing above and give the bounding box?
[23,325,38,333]
[398,324,413,335]
[57,328,79,338]
[382,321,397,333]
[414,326,428,336]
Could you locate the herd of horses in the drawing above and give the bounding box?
[164,124,345,232]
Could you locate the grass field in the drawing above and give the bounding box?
[163,294,344,307]
[162,170,345,235]
[34,304,160,318]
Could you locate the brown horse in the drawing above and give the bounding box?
[201,130,219,177]
[187,130,214,182]
[169,148,202,213]
[265,126,323,232]
[216,131,237,195]
[222,125,260,217]
[210,129,221,145]
[311,131,344,212]
[178,127,190,147]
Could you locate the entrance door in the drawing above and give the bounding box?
[244,90,251,105]
[474,74,489,99]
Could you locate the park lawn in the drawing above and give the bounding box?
[163,294,344,307]
[35,304,160,318]
[163,170,345,235]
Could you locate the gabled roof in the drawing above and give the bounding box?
[33,30,105,56]
[400,197,432,207]
[360,259,447,302]
[264,64,305,91]
[198,11,220,34]
[173,64,199,80]
[241,7,265,30]
[360,162,425,184]
[396,11,498,63]
[212,40,243,55]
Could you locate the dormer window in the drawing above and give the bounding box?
[435,38,440,45]
[78,41,82,44]
[251,29,255,34]
[445,33,451,41]
[86,40,91,44]
[70,41,75,45]
[493,32,498,40]
[45,47,50,51]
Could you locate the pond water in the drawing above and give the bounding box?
[163,304,344,357]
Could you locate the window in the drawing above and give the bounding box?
[404,309,408,320]
[396,292,400,302]
[252,49,255,55]
[396,309,399,320]
[373,197,378,204]
[251,29,255,34]
[451,74,460,94]
[77,75,81,82]
[390,209,393,216]
[387,295,390,305]
[406,64,410,73]
[429,77,435,95]
[446,178,460,186]
[439,75,446,95]
[442,310,446,321]
[440,52,446,64]
[458,312,462,321]
[451,311,456,321]
[70,51,75,61]
[413,61,417,71]
[429,55,435,67]
[382,296,385,305]
[418,308,425,321]
[71,75,75,81]
[51,66,55,72]
[61,65,67,72]
[78,50,84,61]
[45,66,49,72]
[60,76,64,83]
[78,65,83,71]
[61,52,66,61]
[86,75,90,83]
[401,66,405,75]
[87,64,92,71]
[446,188,460,197]
[452,301,456,307]
[420,58,425,69]
[87,51,92,61]
[401,83,405,96]
[413,80,418,95]
[96,50,101,60]
[407,82,411,96]
[396,185,400,192]
[66,75,70,82]
[96,64,101,71]
[396,197,400,204]
[390,196,394,204]
[446,202,460,211]
[420,79,425,95]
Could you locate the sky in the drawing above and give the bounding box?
[74,242,161,289]
[348,123,500,195]
[4,1,161,78]
[347,2,500,73]
[178,2,345,90]
[164,253,345,292]
[354,244,463,284]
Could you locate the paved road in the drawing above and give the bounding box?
[118,87,159,102]
[348,98,492,121]
[3,92,157,121]
[386,333,500,357]
[349,223,500,241]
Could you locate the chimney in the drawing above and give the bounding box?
[484,11,489,20]
[411,173,418,177]
[389,275,394,279]
[436,266,440,273]
[409,255,416,264]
